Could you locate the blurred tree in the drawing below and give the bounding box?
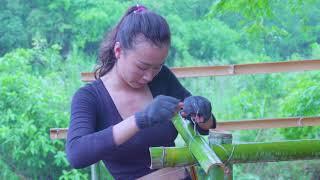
[0,45,89,178]
[209,0,320,59]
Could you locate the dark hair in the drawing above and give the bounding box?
[95,5,171,79]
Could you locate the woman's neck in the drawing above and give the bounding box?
[101,65,144,92]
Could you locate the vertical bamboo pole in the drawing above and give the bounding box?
[209,130,233,180]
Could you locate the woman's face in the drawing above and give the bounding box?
[114,40,169,89]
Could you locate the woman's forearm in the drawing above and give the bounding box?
[113,115,140,145]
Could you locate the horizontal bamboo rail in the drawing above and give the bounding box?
[81,60,320,81]
[216,116,320,131]
[50,116,320,140]
[150,139,320,169]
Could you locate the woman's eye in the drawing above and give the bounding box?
[137,66,148,70]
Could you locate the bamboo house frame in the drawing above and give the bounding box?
[50,59,320,179]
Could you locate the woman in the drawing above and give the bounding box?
[66,5,216,179]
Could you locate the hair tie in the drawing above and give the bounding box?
[134,5,147,14]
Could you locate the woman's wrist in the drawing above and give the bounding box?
[113,115,140,145]
[197,117,214,130]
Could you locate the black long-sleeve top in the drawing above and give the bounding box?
[66,65,213,179]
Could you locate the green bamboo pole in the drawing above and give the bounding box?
[150,139,320,168]
[171,115,224,174]
[150,146,195,169]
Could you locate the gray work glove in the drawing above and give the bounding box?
[135,95,180,129]
[183,96,212,123]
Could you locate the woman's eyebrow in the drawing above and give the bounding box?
[137,59,164,67]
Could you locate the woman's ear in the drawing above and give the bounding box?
[114,42,121,59]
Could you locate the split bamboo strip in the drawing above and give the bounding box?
[150,139,320,168]
[171,115,224,174]
[81,60,320,81]
[50,116,320,140]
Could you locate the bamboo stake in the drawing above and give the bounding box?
[171,115,224,174]
[150,139,320,168]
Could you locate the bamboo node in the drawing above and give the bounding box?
[161,146,166,168]
[297,117,304,126]
[228,64,235,75]
[56,129,59,139]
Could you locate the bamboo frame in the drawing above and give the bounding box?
[50,60,320,178]
[81,60,320,81]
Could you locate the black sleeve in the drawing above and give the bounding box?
[66,85,116,168]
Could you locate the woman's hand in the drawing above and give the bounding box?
[135,95,180,129]
[181,96,216,130]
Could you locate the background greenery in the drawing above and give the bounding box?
[1,0,319,179]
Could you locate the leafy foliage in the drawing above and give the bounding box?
[0,45,91,178]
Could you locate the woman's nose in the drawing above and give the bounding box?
[142,69,154,82]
